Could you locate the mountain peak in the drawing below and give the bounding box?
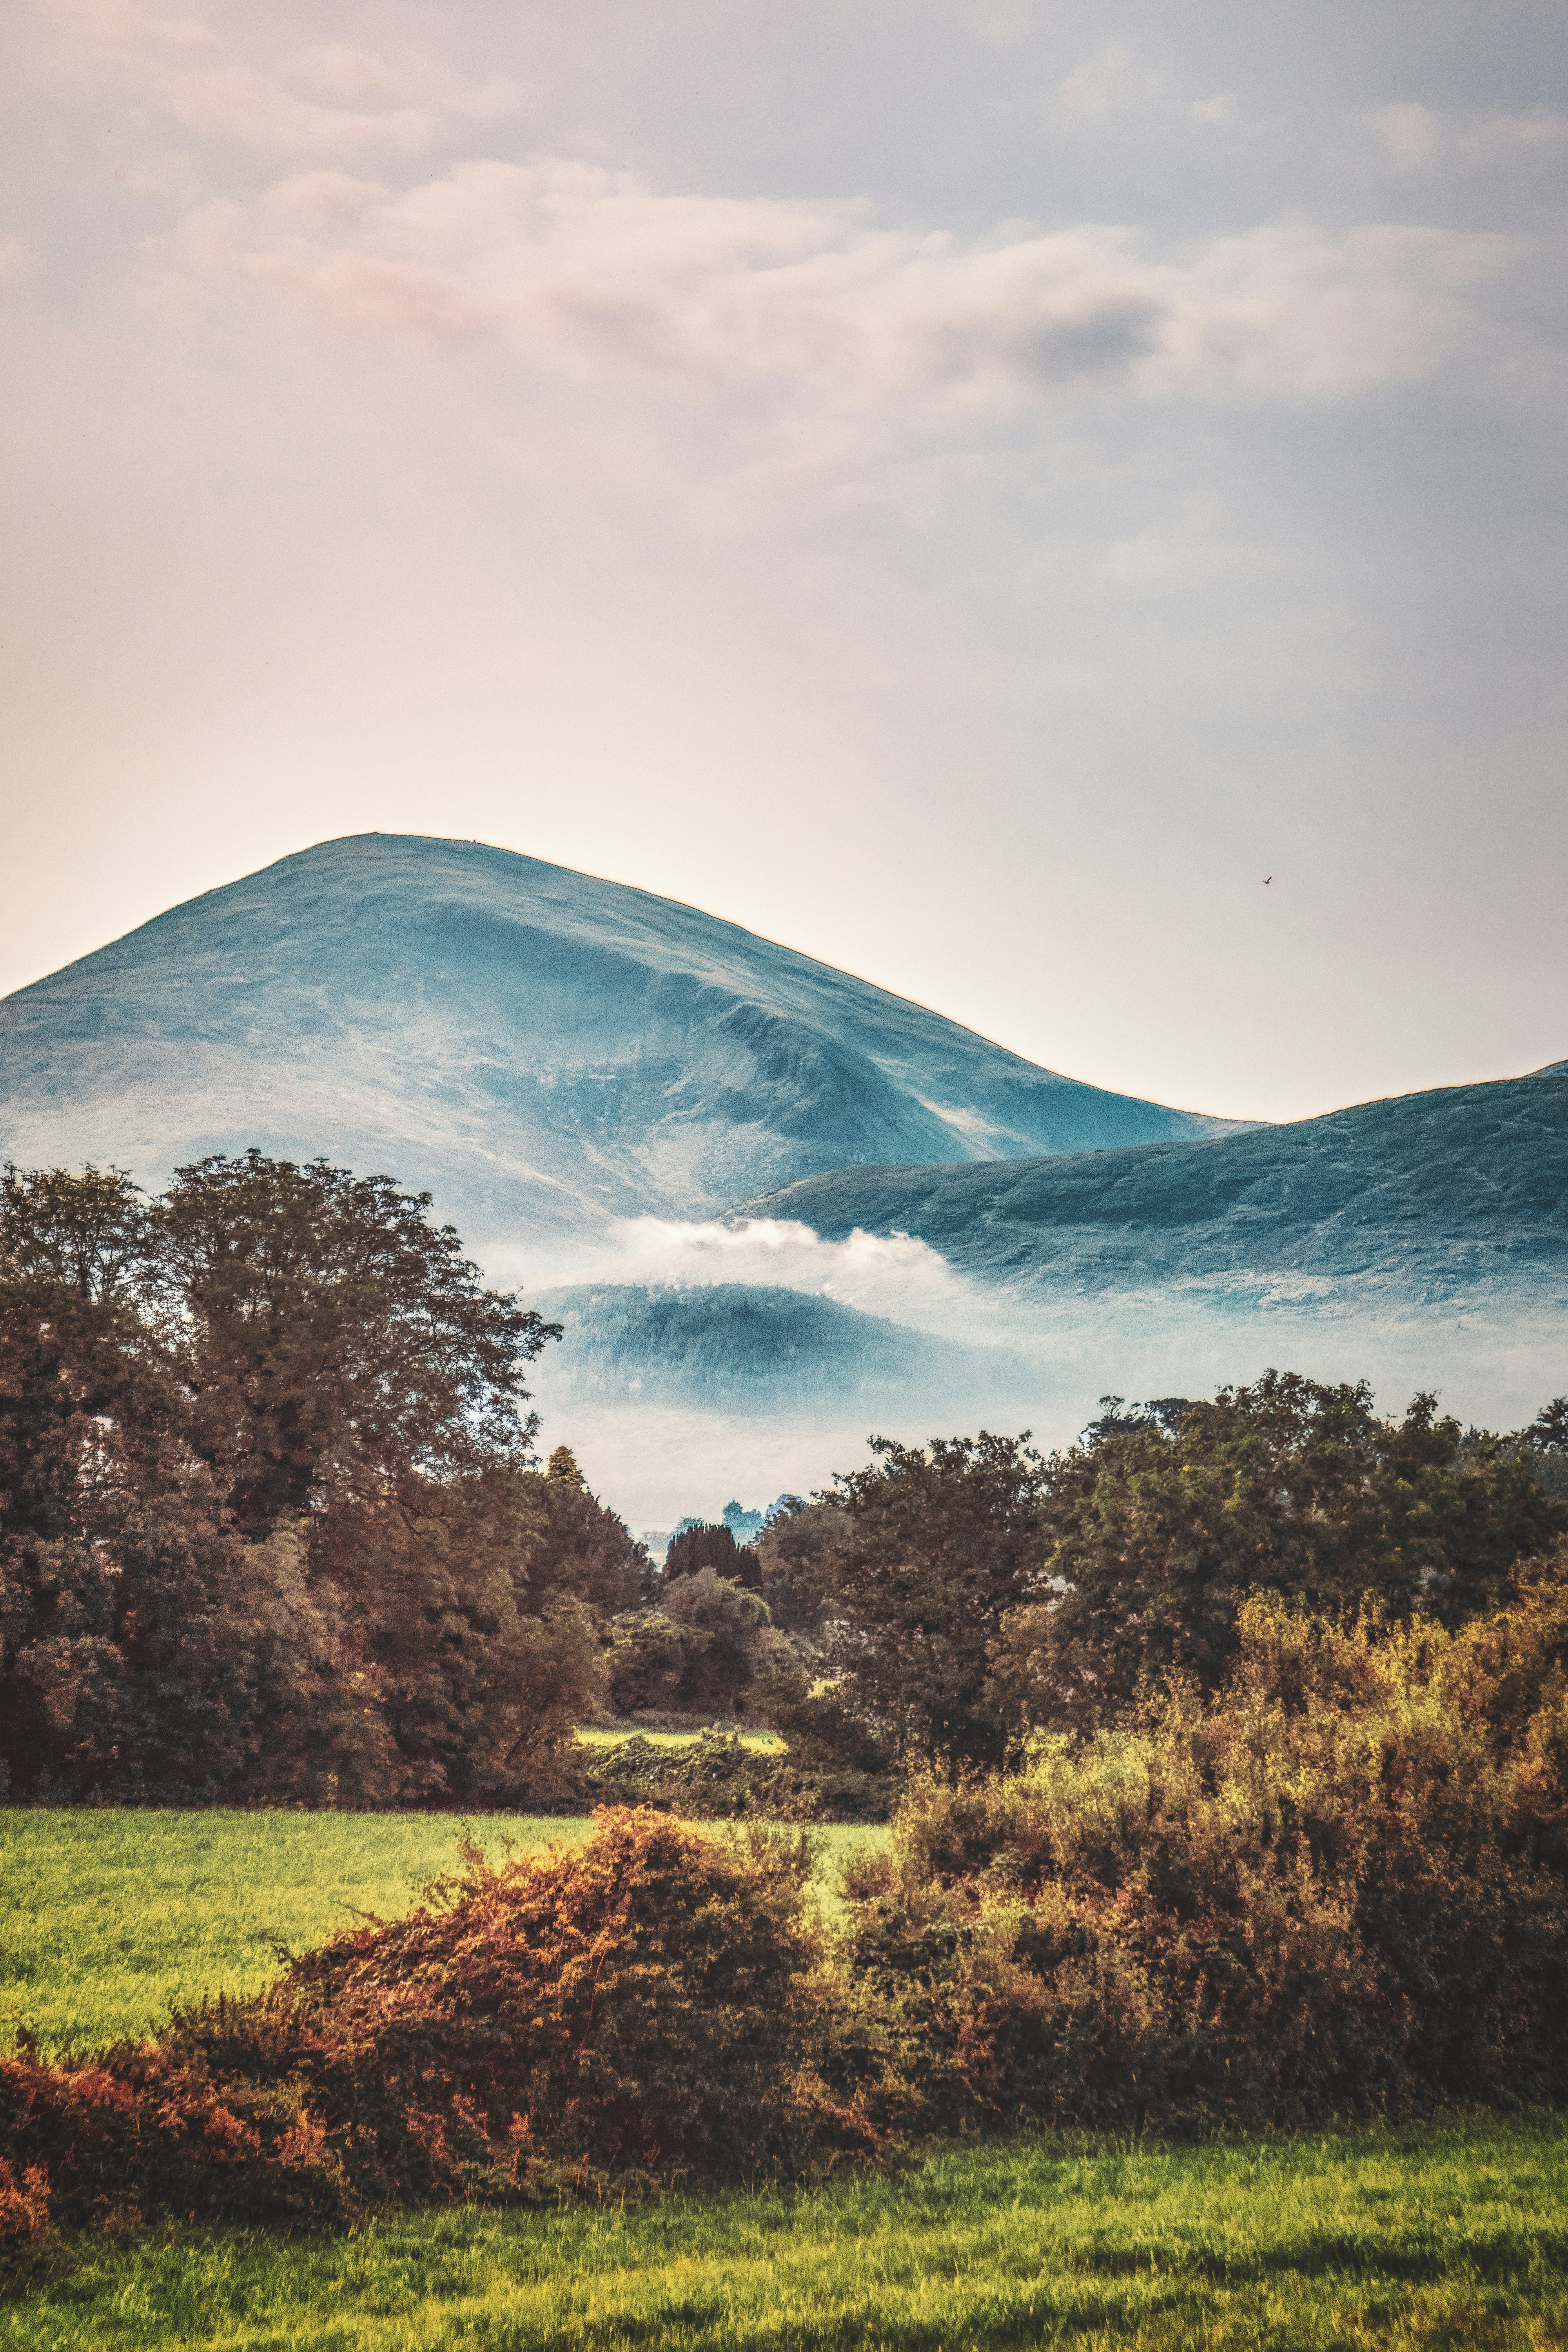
[0,831,1239,1269]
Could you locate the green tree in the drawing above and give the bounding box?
[0,1156,576,1804]
[995,1371,1568,1735]
[514,1461,649,1615]
[0,1167,361,1800]
[816,1432,1049,1774]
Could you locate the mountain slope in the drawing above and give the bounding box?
[730,1065,1568,1310]
[0,833,1236,1262]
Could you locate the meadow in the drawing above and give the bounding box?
[4,2118,1566,2348]
[0,1804,882,2052]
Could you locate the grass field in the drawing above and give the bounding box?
[0,1808,884,2052]
[4,2118,1565,2348]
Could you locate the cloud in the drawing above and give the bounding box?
[1054,40,1236,132]
[165,158,1518,420]
[1369,100,1568,173]
[1369,103,1442,171]
[570,1215,977,1335]
[34,0,520,157]
[1054,39,1165,125]
[1188,93,1238,129]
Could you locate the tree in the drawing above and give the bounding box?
[753,1496,846,1638]
[0,1156,578,1804]
[514,1460,649,1615]
[665,1521,760,1590]
[995,1371,1568,1735]
[815,1433,1049,1773]
[0,1167,356,1801]
[660,1567,786,1718]
[154,1151,556,1535]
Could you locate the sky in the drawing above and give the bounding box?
[2,0,1565,1125]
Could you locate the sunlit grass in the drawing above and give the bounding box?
[5,2117,1566,2348]
[572,1725,785,1751]
[0,1808,884,2053]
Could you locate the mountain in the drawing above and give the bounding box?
[0,833,1237,1264]
[729,1065,1568,1314]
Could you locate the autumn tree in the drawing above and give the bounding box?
[154,1151,555,1533]
[0,1154,595,1804]
[0,1166,363,1800]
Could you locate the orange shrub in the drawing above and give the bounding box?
[0,1808,848,2262]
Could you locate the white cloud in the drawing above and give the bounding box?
[572,1215,976,1334]
[34,0,520,157]
[162,158,1517,421]
[1188,93,1238,129]
[1458,112,1568,165]
[1369,100,1568,173]
[1055,39,1166,125]
[1369,102,1442,171]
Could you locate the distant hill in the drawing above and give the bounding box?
[535,1280,1039,1414]
[730,1065,1568,1313]
[0,833,1238,1265]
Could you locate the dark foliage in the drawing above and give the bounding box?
[606,1572,788,1721]
[812,1433,1051,1775]
[552,1730,893,1823]
[0,1160,650,1806]
[753,1497,845,1638]
[665,1521,760,1590]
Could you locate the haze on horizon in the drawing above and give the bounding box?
[3,0,1565,1125]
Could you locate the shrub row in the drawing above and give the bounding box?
[0,1810,867,2268]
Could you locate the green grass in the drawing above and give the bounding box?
[0,1809,885,2053]
[572,1725,785,1751]
[5,2118,1566,2348]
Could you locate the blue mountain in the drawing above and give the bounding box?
[0,832,1236,1259]
[728,1064,1568,1314]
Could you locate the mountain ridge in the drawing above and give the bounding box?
[727,1065,1568,1310]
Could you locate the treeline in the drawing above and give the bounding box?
[741,1381,1568,1779]
[5,1152,1567,1815]
[0,1158,649,1807]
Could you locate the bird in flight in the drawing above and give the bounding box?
[1263,875,1272,885]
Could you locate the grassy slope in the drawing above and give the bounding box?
[5,2120,1566,2349]
[0,1809,882,2052]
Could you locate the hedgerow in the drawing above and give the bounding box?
[548,1727,893,1822]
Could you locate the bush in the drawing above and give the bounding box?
[833,1582,1568,2137]
[606,1572,790,1721]
[0,1809,848,2260]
